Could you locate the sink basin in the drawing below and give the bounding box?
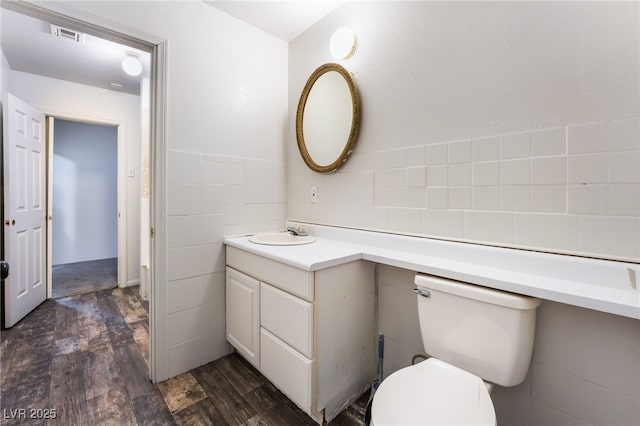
[249,232,316,246]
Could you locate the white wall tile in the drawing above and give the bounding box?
[426,187,448,209]
[168,151,201,184]
[389,149,407,168]
[167,340,201,378]
[199,330,230,367]
[348,170,374,188]
[608,151,640,183]
[406,146,426,166]
[201,160,224,184]
[406,188,426,208]
[373,151,390,170]
[568,153,608,184]
[167,301,225,346]
[389,208,423,234]
[375,169,390,188]
[167,272,225,314]
[502,186,531,211]
[531,128,566,156]
[168,183,202,216]
[492,371,533,426]
[389,168,408,187]
[472,137,500,161]
[568,185,608,215]
[168,215,202,248]
[423,209,464,238]
[427,165,448,186]
[501,132,530,159]
[223,162,244,185]
[530,401,591,426]
[464,211,514,243]
[426,143,448,165]
[201,214,225,244]
[407,166,427,187]
[609,184,640,217]
[501,159,530,185]
[568,122,607,154]
[472,186,500,210]
[448,163,472,186]
[448,140,472,163]
[532,157,566,184]
[607,118,640,151]
[473,161,500,186]
[579,216,640,259]
[582,340,639,398]
[245,159,279,185]
[531,185,566,213]
[202,185,224,214]
[514,214,579,251]
[167,244,222,281]
[448,187,472,209]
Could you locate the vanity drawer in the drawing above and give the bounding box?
[260,327,312,413]
[261,282,313,358]
[227,247,314,301]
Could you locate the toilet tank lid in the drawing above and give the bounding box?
[415,274,541,310]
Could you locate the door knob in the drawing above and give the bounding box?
[0,261,8,280]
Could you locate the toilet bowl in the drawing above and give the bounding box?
[371,273,540,426]
[372,358,495,426]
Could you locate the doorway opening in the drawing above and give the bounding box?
[2,1,167,382]
[49,118,119,299]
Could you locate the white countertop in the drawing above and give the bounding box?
[224,223,640,320]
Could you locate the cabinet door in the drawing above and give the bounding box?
[226,267,260,368]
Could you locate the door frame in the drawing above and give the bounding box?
[2,1,169,382]
[46,116,127,297]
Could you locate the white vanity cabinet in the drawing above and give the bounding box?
[225,246,376,424]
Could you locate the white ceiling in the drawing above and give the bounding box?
[1,8,150,95]
[0,2,341,96]
[205,1,344,41]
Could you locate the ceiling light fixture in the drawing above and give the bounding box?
[330,27,357,60]
[122,52,142,76]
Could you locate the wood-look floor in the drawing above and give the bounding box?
[52,258,118,299]
[0,286,367,425]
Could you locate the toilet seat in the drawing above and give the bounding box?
[371,358,496,426]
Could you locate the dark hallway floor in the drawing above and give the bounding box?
[51,258,118,298]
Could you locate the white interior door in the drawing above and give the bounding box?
[3,93,47,327]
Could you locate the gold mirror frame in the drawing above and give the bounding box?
[296,63,361,173]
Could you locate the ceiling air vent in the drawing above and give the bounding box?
[50,24,85,44]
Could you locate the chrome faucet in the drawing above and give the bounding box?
[286,225,308,237]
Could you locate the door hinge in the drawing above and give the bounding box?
[150,227,155,238]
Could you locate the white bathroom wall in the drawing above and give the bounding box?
[8,70,142,285]
[39,1,288,379]
[378,264,640,426]
[287,1,640,262]
[52,119,118,265]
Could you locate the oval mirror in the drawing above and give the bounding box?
[296,63,360,173]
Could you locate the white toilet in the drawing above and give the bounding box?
[372,273,541,426]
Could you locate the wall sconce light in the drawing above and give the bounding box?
[330,27,357,60]
[122,52,142,76]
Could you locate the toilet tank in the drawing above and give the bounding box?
[415,274,541,387]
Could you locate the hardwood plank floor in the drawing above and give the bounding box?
[1,286,367,426]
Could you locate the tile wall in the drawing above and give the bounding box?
[377,264,640,426]
[166,150,285,376]
[288,117,640,262]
